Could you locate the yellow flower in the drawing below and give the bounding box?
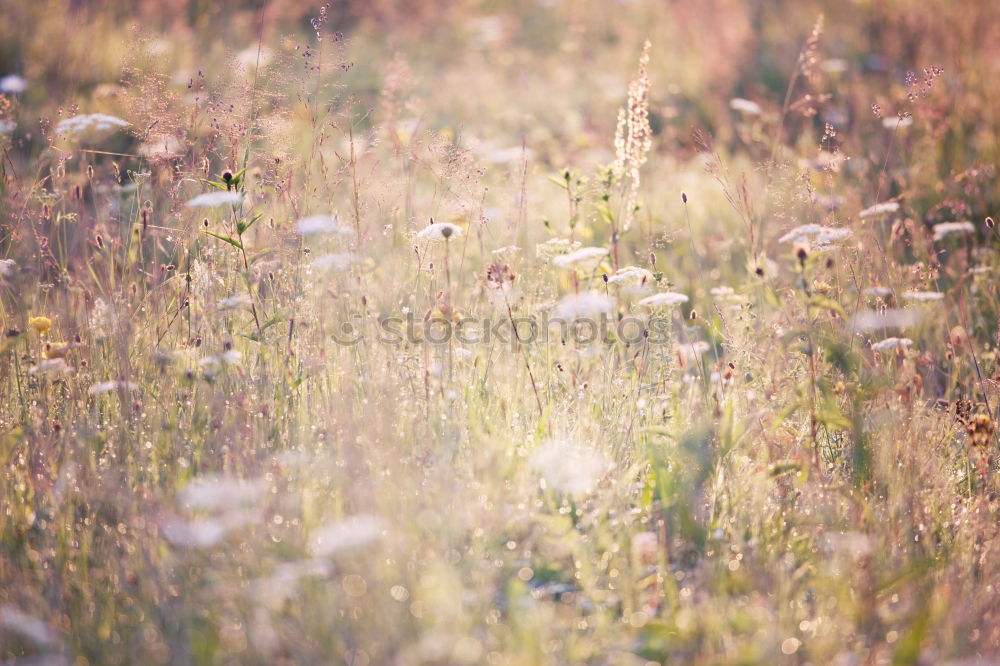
[28,316,52,336]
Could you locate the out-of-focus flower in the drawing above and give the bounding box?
[310,253,356,271]
[28,316,52,336]
[932,221,975,241]
[309,515,386,557]
[870,337,913,352]
[607,266,654,284]
[88,380,139,395]
[778,224,851,247]
[416,221,462,241]
[858,201,900,219]
[729,98,762,115]
[530,439,611,495]
[848,308,921,333]
[296,214,352,236]
[55,113,129,142]
[552,247,608,270]
[901,290,944,302]
[0,74,28,95]
[28,358,73,376]
[218,294,253,310]
[186,191,243,208]
[637,292,688,307]
[0,259,15,277]
[0,605,57,648]
[553,292,615,319]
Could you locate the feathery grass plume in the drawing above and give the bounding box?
[612,40,652,232]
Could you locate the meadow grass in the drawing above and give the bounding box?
[2,1,1000,664]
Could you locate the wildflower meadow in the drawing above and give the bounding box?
[2,1,1000,664]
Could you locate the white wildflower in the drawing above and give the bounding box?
[864,286,892,298]
[0,259,15,277]
[310,253,356,271]
[88,380,138,395]
[530,440,612,495]
[871,337,913,352]
[416,221,462,240]
[186,191,243,208]
[901,290,945,302]
[0,74,27,94]
[778,223,852,246]
[858,201,900,219]
[55,113,129,142]
[0,119,15,135]
[677,340,711,361]
[536,237,581,261]
[729,98,762,115]
[552,246,608,270]
[28,358,73,376]
[161,509,259,549]
[296,214,352,236]
[309,515,386,557]
[813,194,844,211]
[553,292,615,319]
[179,475,268,512]
[606,265,653,284]
[932,221,975,241]
[848,308,921,332]
[637,292,689,308]
[0,605,56,648]
[90,297,116,339]
[218,294,252,310]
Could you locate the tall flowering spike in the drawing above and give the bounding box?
[613,40,652,232]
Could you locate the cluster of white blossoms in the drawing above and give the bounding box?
[308,515,387,557]
[870,337,913,352]
[637,292,688,308]
[858,201,901,219]
[296,214,354,236]
[552,246,608,270]
[186,191,243,208]
[54,113,129,142]
[932,221,976,241]
[162,474,269,548]
[778,223,852,248]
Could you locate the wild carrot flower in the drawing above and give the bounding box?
[0,259,15,277]
[55,113,129,141]
[870,337,913,351]
[606,265,654,284]
[552,247,608,270]
[859,201,900,219]
[932,221,975,241]
[28,316,52,336]
[778,224,851,246]
[901,290,944,302]
[554,292,615,319]
[186,191,243,208]
[529,439,611,495]
[88,380,138,395]
[636,292,688,308]
[309,515,386,557]
[296,214,352,236]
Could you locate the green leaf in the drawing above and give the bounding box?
[236,214,262,236]
[546,175,569,190]
[203,230,243,250]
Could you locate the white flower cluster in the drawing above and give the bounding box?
[55,113,129,142]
